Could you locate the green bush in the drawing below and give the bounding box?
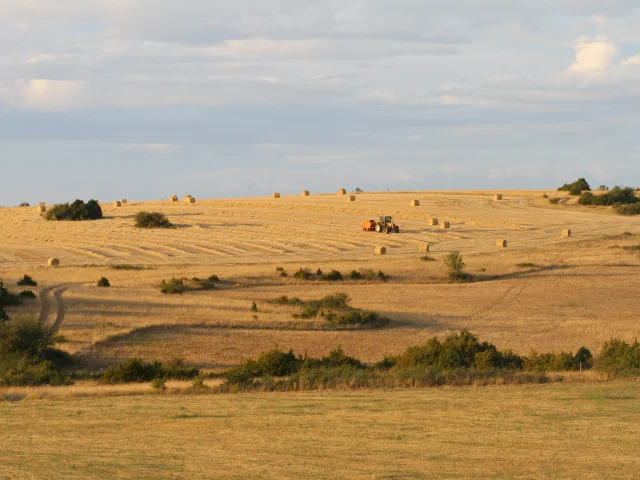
[444,251,468,281]
[18,290,36,299]
[320,270,343,281]
[99,357,199,384]
[160,277,188,295]
[0,280,22,308]
[294,268,312,280]
[19,202,30,207]
[46,199,103,221]
[598,338,640,370]
[524,347,592,371]
[420,255,436,262]
[350,270,362,279]
[134,211,173,229]
[617,204,640,216]
[151,377,167,390]
[0,317,70,386]
[558,178,591,194]
[97,277,111,288]
[549,197,561,204]
[17,275,37,287]
[579,187,639,207]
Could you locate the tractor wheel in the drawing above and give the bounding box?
[376,224,382,233]
[394,226,400,233]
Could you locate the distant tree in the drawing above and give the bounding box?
[598,185,609,191]
[558,178,591,195]
[46,199,103,221]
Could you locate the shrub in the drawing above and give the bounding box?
[598,338,640,371]
[320,270,343,281]
[444,251,467,281]
[18,290,36,299]
[568,184,583,196]
[617,204,640,216]
[276,266,284,272]
[97,277,111,288]
[17,275,37,287]
[579,187,639,207]
[524,348,591,372]
[377,270,389,282]
[151,377,167,390]
[0,280,22,308]
[420,255,436,262]
[19,202,30,207]
[99,358,199,384]
[251,301,258,312]
[46,199,103,221]
[558,178,591,193]
[280,271,288,277]
[350,270,362,279]
[294,268,311,280]
[134,211,173,229]
[598,185,609,191]
[316,268,323,276]
[549,198,561,204]
[160,277,188,295]
[207,274,219,282]
[110,264,147,270]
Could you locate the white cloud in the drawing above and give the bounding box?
[17,79,89,111]
[568,38,618,76]
[622,55,640,66]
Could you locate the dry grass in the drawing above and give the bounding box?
[1,381,640,479]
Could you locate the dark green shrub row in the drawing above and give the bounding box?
[294,268,389,282]
[284,293,390,327]
[46,199,103,221]
[135,211,173,229]
[0,280,23,309]
[224,346,365,384]
[579,187,639,206]
[99,358,199,384]
[160,275,219,294]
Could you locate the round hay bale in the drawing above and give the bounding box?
[113,201,122,208]
[301,190,310,197]
[183,195,192,202]
[48,258,60,267]
[441,221,451,229]
[410,200,420,207]
[562,229,572,237]
[338,188,347,195]
[420,244,430,253]
[375,246,387,255]
[273,192,281,199]
[429,218,439,226]
[187,197,196,204]
[121,199,128,204]
[348,195,356,202]
[170,195,178,202]
[496,240,507,248]
[494,193,503,201]
[37,206,46,214]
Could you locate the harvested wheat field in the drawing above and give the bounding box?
[1,190,640,369]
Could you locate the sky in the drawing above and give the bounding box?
[1,0,639,205]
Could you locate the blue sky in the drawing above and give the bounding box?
[1,1,639,205]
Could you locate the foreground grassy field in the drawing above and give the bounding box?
[2,381,640,479]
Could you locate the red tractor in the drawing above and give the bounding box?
[362,216,400,233]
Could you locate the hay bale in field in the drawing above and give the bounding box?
[348,195,356,202]
[301,190,310,196]
[170,195,178,203]
[429,218,439,226]
[48,258,60,267]
[37,206,46,214]
[338,188,347,195]
[273,192,281,198]
[411,200,420,207]
[113,201,122,208]
[441,221,451,229]
[183,195,192,202]
[187,196,196,204]
[562,229,572,237]
[375,246,387,255]
[494,193,503,201]
[496,240,507,248]
[420,244,430,253]
[121,199,128,204]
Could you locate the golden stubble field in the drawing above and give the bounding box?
[1,190,640,369]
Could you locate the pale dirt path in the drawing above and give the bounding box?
[38,284,78,333]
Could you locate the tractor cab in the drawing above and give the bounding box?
[376,216,400,234]
[380,216,393,225]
